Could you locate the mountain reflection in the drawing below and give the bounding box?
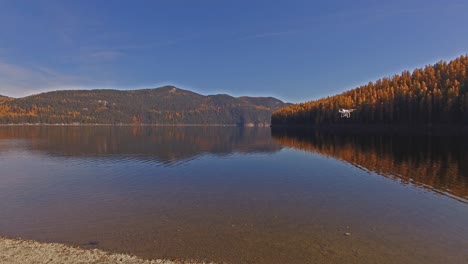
[272,128,468,202]
[0,126,282,164]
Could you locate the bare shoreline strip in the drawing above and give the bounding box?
[0,237,213,264]
[0,123,239,126]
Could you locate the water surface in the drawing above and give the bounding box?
[0,126,467,264]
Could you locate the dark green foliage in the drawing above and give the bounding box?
[0,86,286,125]
[272,55,468,126]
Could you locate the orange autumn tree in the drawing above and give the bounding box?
[272,55,468,126]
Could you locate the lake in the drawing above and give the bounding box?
[0,126,467,264]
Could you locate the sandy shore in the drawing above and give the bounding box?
[0,237,212,264]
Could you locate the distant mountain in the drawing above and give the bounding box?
[0,86,286,125]
[272,54,468,126]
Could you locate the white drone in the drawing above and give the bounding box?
[338,108,356,118]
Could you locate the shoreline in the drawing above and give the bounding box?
[0,123,270,127]
[0,237,213,264]
[270,124,468,135]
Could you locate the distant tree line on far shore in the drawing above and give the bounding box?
[0,86,286,125]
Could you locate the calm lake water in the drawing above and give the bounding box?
[0,126,467,264]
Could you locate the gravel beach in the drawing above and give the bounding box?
[0,237,211,264]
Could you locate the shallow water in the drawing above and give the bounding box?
[0,126,467,264]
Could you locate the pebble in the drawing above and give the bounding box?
[344,232,351,236]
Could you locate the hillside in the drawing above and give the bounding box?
[272,55,468,126]
[0,86,286,125]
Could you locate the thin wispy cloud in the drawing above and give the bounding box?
[114,35,200,51]
[239,30,299,40]
[311,1,468,28]
[59,47,126,65]
[40,0,103,47]
[67,36,193,64]
[79,50,125,63]
[0,59,101,97]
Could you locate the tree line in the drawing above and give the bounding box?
[0,86,286,125]
[272,55,468,126]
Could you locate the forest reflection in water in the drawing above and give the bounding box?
[0,125,282,164]
[272,127,468,203]
[1,125,466,202]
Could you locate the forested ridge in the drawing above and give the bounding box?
[272,55,468,126]
[0,86,286,125]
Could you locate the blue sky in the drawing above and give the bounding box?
[0,0,467,102]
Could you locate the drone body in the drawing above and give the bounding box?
[338,108,356,118]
